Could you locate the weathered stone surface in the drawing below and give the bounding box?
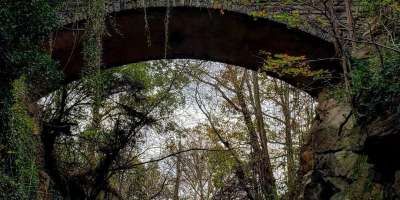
[333,151,359,178]
[310,93,355,153]
[315,151,358,178]
[360,112,400,197]
[301,170,336,200]
[327,177,349,196]
[300,91,356,199]
[302,88,400,199]
[58,0,349,41]
[365,113,400,138]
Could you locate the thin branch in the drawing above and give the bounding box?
[344,38,400,54]
[113,148,229,171]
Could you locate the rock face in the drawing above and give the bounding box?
[300,91,400,200]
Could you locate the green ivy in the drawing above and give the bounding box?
[8,77,39,199]
[0,0,59,79]
[0,0,60,199]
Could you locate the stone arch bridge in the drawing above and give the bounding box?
[53,0,351,96]
[48,1,365,199]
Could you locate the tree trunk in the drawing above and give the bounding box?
[233,69,276,200]
[344,0,355,46]
[173,133,182,200]
[280,82,296,200]
[252,71,278,200]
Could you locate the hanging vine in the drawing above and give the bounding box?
[79,0,108,172]
[82,0,106,75]
[164,0,171,59]
[82,0,106,130]
[143,0,152,47]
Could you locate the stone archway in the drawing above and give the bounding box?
[53,6,342,96]
[49,3,360,200]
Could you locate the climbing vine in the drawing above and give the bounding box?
[0,0,60,198]
[82,0,106,132]
[6,77,39,199]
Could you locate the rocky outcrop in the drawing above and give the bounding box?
[300,91,400,200]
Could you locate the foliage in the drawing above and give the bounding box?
[0,0,59,80]
[359,0,400,15]
[351,50,400,121]
[0,1,56,43]
[38,60,189,198]
[0,77,39,199]
[0,0,59,199]
[207,147,236,189]
[262,53,330,79]
[347,0,400,121]
[271,11,301,27]
[119,61,189,117]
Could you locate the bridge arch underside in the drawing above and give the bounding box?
[53,7,341,96]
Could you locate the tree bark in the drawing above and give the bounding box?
[344,0,356,46]
[233,69,277,200]
[279,82,296,200]
[173,132,182,200]
[252,71,278,200]
[194,89,255,200]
